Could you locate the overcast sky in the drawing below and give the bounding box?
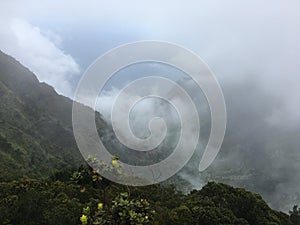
[0,0,299,96]
[1,0,300,211]
[0,0,299,126]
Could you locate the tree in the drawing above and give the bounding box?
[80,192,155,225]
[290,205,300,225]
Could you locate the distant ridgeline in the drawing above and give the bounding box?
[0,50,195,182]
[1,51,299,225]
[0,50,107,181]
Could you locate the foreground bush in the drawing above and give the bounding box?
[0,165,296,225]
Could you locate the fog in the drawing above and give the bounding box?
[1,0,299,212]
[95,69,300,211]
[93,61,299,211]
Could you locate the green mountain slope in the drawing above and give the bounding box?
[0,51,105,181]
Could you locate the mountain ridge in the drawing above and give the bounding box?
[0,50,106,181]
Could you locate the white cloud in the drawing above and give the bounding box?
[0,0,299,117]
[0,17,80,97]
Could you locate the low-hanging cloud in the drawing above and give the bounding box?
[1,0,300,212]
[0,14,80,97]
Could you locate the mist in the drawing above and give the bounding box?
[1,0,299,213]
[93,63,300,212]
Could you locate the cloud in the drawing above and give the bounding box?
[1,0,300,211]
[1,0,300,100]
[0,16,80,97]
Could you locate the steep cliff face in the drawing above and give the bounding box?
[0,51,105,181]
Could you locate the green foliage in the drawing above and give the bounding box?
[0,165,296,225]
[184,182,293,225]
[0,178,83,225]
[82,192,155,225]
[290,205,300,216]
[0,51,107,182]
[290,205,300,225]
[0,49,298,225]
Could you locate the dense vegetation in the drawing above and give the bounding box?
[0,51,107,181]
[0,51,299,224]
[0,162,298,225]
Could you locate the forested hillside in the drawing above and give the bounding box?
[0,51,106,181]
[0,51,299,225]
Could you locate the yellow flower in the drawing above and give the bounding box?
[111,159,118,166]
[98,202,103,210]
[80,214,88,225]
